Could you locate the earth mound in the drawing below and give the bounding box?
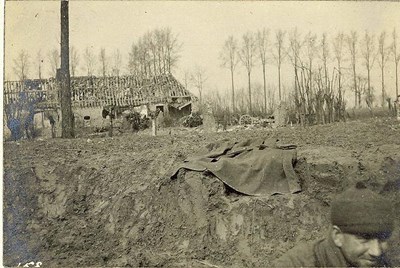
[3,118,400,267]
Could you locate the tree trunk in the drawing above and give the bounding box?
[353,64,357,108]
[367,67,372,108]
[396,62,399,98]
[262,64,267,113]
[278,63,281,102]
[294,64,298,100]
[294,61,302,124]
[231,67,235,113]
[60,0,74,138]
[381,66,385,107]
[248,71,252,114]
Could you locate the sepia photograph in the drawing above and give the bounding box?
[2,1,400,267]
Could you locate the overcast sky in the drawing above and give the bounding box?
[4,1,400,104]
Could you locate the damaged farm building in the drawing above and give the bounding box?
[3,73,196,134]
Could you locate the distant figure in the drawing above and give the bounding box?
[273,183,394,267]
[44,109,59,138]
[7,118,22,141]
[20,101,36,139]
[5,102,22,141]
[12,92,36,139]
[5,97,35,140]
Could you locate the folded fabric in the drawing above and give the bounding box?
[170,138,301,197]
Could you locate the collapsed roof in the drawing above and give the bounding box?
[3,73,197,109]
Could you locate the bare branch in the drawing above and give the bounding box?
[47,48,60,78]
[13,49,30,81]
[70,46,79,77]
[220,35,240,111]
[83,46,96,76]
[99,47,108,77]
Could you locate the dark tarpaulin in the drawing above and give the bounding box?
[170,138,301,197]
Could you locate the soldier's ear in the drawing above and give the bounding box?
[331,225,344,248]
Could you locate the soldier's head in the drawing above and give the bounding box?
[330,183,394,267]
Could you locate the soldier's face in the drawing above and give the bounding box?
[340,233,390,267]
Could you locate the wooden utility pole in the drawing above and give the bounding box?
[60,0,74,138]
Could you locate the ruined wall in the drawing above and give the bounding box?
[73,107,106,128]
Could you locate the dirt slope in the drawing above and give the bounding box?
[3,117,400,267]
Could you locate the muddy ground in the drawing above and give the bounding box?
[3,117,400,267]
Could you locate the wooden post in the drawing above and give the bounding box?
[147,104,157,136]
[152,118,157,136]
[109,107,114,137]
[60,0,74,138]
[109,116,113,137]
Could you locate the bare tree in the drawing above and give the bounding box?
[320,33,330,88]
[164,28,181,74]
[304,32,318,117]
[128,43,140,76]
[127,28,181,78]
[239,32,257,114]
[48,48,60,78]
[99,48,108,77]
[191,65,207,106]
[70,46,79,77]
[347,31,359,107]
[36,50,44,79]
[319,33,330,124]
[134,36,150,78]
[155,29,165,74]
[252,82,264,115]
[13,49,30,81]
[142,32,153,77]
[236,87,248,115]
[333,32,345,92]
[357,75,370,108]
[147,31,157,76]
[83,46,96,76]
[267,84,276,113]
[111,49,122,77]
[296,66,310,125]
[183,70,191,90]
[377,31,390,107]
[288,28,304,124]
[257,28,270,113]
[392,28,400,98]
[272,30,286,102]
[220,35,239,113]
[333,32,346,120]
[315,68,327,124]
[361,30,376,109]
[149,29,179,76]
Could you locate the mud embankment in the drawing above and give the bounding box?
[3,143,400,267]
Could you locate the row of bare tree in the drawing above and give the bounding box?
[11,26,400,125]
[12,46,121,80]
[219,28,400,119]
[127,28,181,78]
[11,27,180,81]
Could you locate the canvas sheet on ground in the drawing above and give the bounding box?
[170,138,301,196]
